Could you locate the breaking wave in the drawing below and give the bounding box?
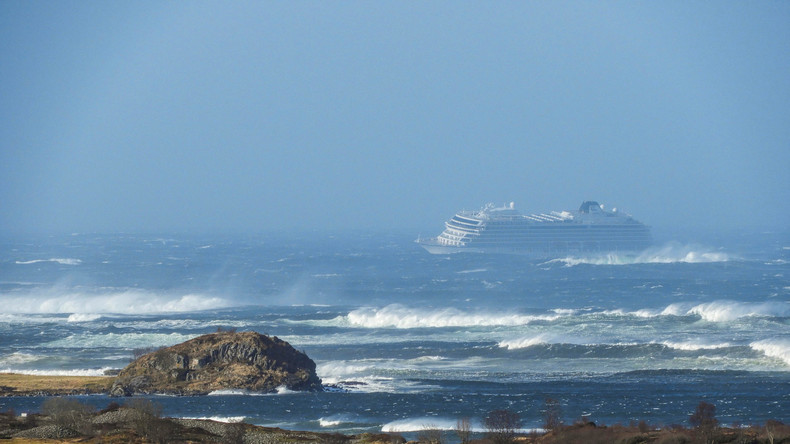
[15,258,82,266]
[382,417,463,432]
[0,289,230,314]
[0,368,114,377]
[341,300,787,331]
[498,334,565,350]
[547,242,731,266]
[660,341,733,351]
[666,301,790,322]
[44,332,195,349]
[750,339,790,367]
[345,304,558,328]
[181,415,246,423]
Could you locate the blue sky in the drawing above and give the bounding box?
[1,1,788,234]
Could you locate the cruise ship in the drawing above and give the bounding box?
[417,201,651,256]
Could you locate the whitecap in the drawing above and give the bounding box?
[67,313,102,322]
[208,389,266,396]
[688,301,790,322]
[381,417,461,432]
[181,415,246,423]
[15,258,82,266]
[44,332,195,349]
[660,341,732,351]
[0,289,230,314]
[750,339,790,367]
[547,242,731,266]
[0,352,40,365]
[345,304,558,329]
[0,368,115,377]
[498,334,554,350]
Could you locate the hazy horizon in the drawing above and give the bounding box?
[2,2,789,236]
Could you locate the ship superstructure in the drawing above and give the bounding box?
[418,201,651,256]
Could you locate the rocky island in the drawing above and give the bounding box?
[110,330,322,396]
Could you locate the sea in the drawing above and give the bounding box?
[1,230,788,439]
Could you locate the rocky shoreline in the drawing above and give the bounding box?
[2,331,323,398]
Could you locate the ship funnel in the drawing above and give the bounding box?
[509,202,515,209]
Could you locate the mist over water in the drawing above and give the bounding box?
[1,231,788,434]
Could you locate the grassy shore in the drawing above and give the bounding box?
[2,373,788,443]
[0,373,113,396]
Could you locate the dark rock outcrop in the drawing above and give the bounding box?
[110,331,322,396]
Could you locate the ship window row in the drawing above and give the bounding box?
[452,216,480,225]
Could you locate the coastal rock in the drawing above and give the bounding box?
[110,331,322,396]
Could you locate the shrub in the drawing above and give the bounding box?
[455,417,472,444]
[484,409,521,444]
[124,398,173,444]
[689,401,717,444]
[542,398,562,432]
[417,424,444,444]
[41,397,95,435]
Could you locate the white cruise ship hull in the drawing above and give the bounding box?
[418,201,651,257]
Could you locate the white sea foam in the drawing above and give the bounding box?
[345,304,558,329]
[548,242,731,266]
[660,341,732,351]
[0,352,40,365]
[0,289,230,314]
[67,313,103,322]
[599,301,789,322]
[456,268,487,274]
[15,258,82,265]
[317,361,373,384]
[381,417,462,432]
[498,334,555,350]
[687,301,790,322]
[44,332,195,349]
[381,417,539,434]
[750,339,790,366]
[181,415,246,423]
[208,389,267,396]
[0,368,114,376]
[319,417,343,427]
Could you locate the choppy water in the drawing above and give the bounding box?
[0,231,788,437]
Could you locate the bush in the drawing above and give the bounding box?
[41,397,94,435]
[484,409,521,444]
[417,424,444,444]
[543,398,562,432]
[689,401,718,443]
[455,417,472,444]
[124,398,174,444]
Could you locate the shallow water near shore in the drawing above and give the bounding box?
[1,231,788,436]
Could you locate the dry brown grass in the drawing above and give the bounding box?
[0,373,113,396]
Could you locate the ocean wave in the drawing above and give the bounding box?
[381,417,464,432]
[15,258,82,266]
[546,242,731,266]
[43,332,195,349]
[0,289,230,314]
[685,301,790,322]
[0,352,41,365]
[180,415,246,423]
[750,339,790,367]
[660,341,733,351]
[0,368,114,377]
[345,304,558,329]
[208,389,267,396]
[319,416,346,427]
[67,313,103,322]
[381,417,540,434]
[598,300,789,322]
[498,334,559,350]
